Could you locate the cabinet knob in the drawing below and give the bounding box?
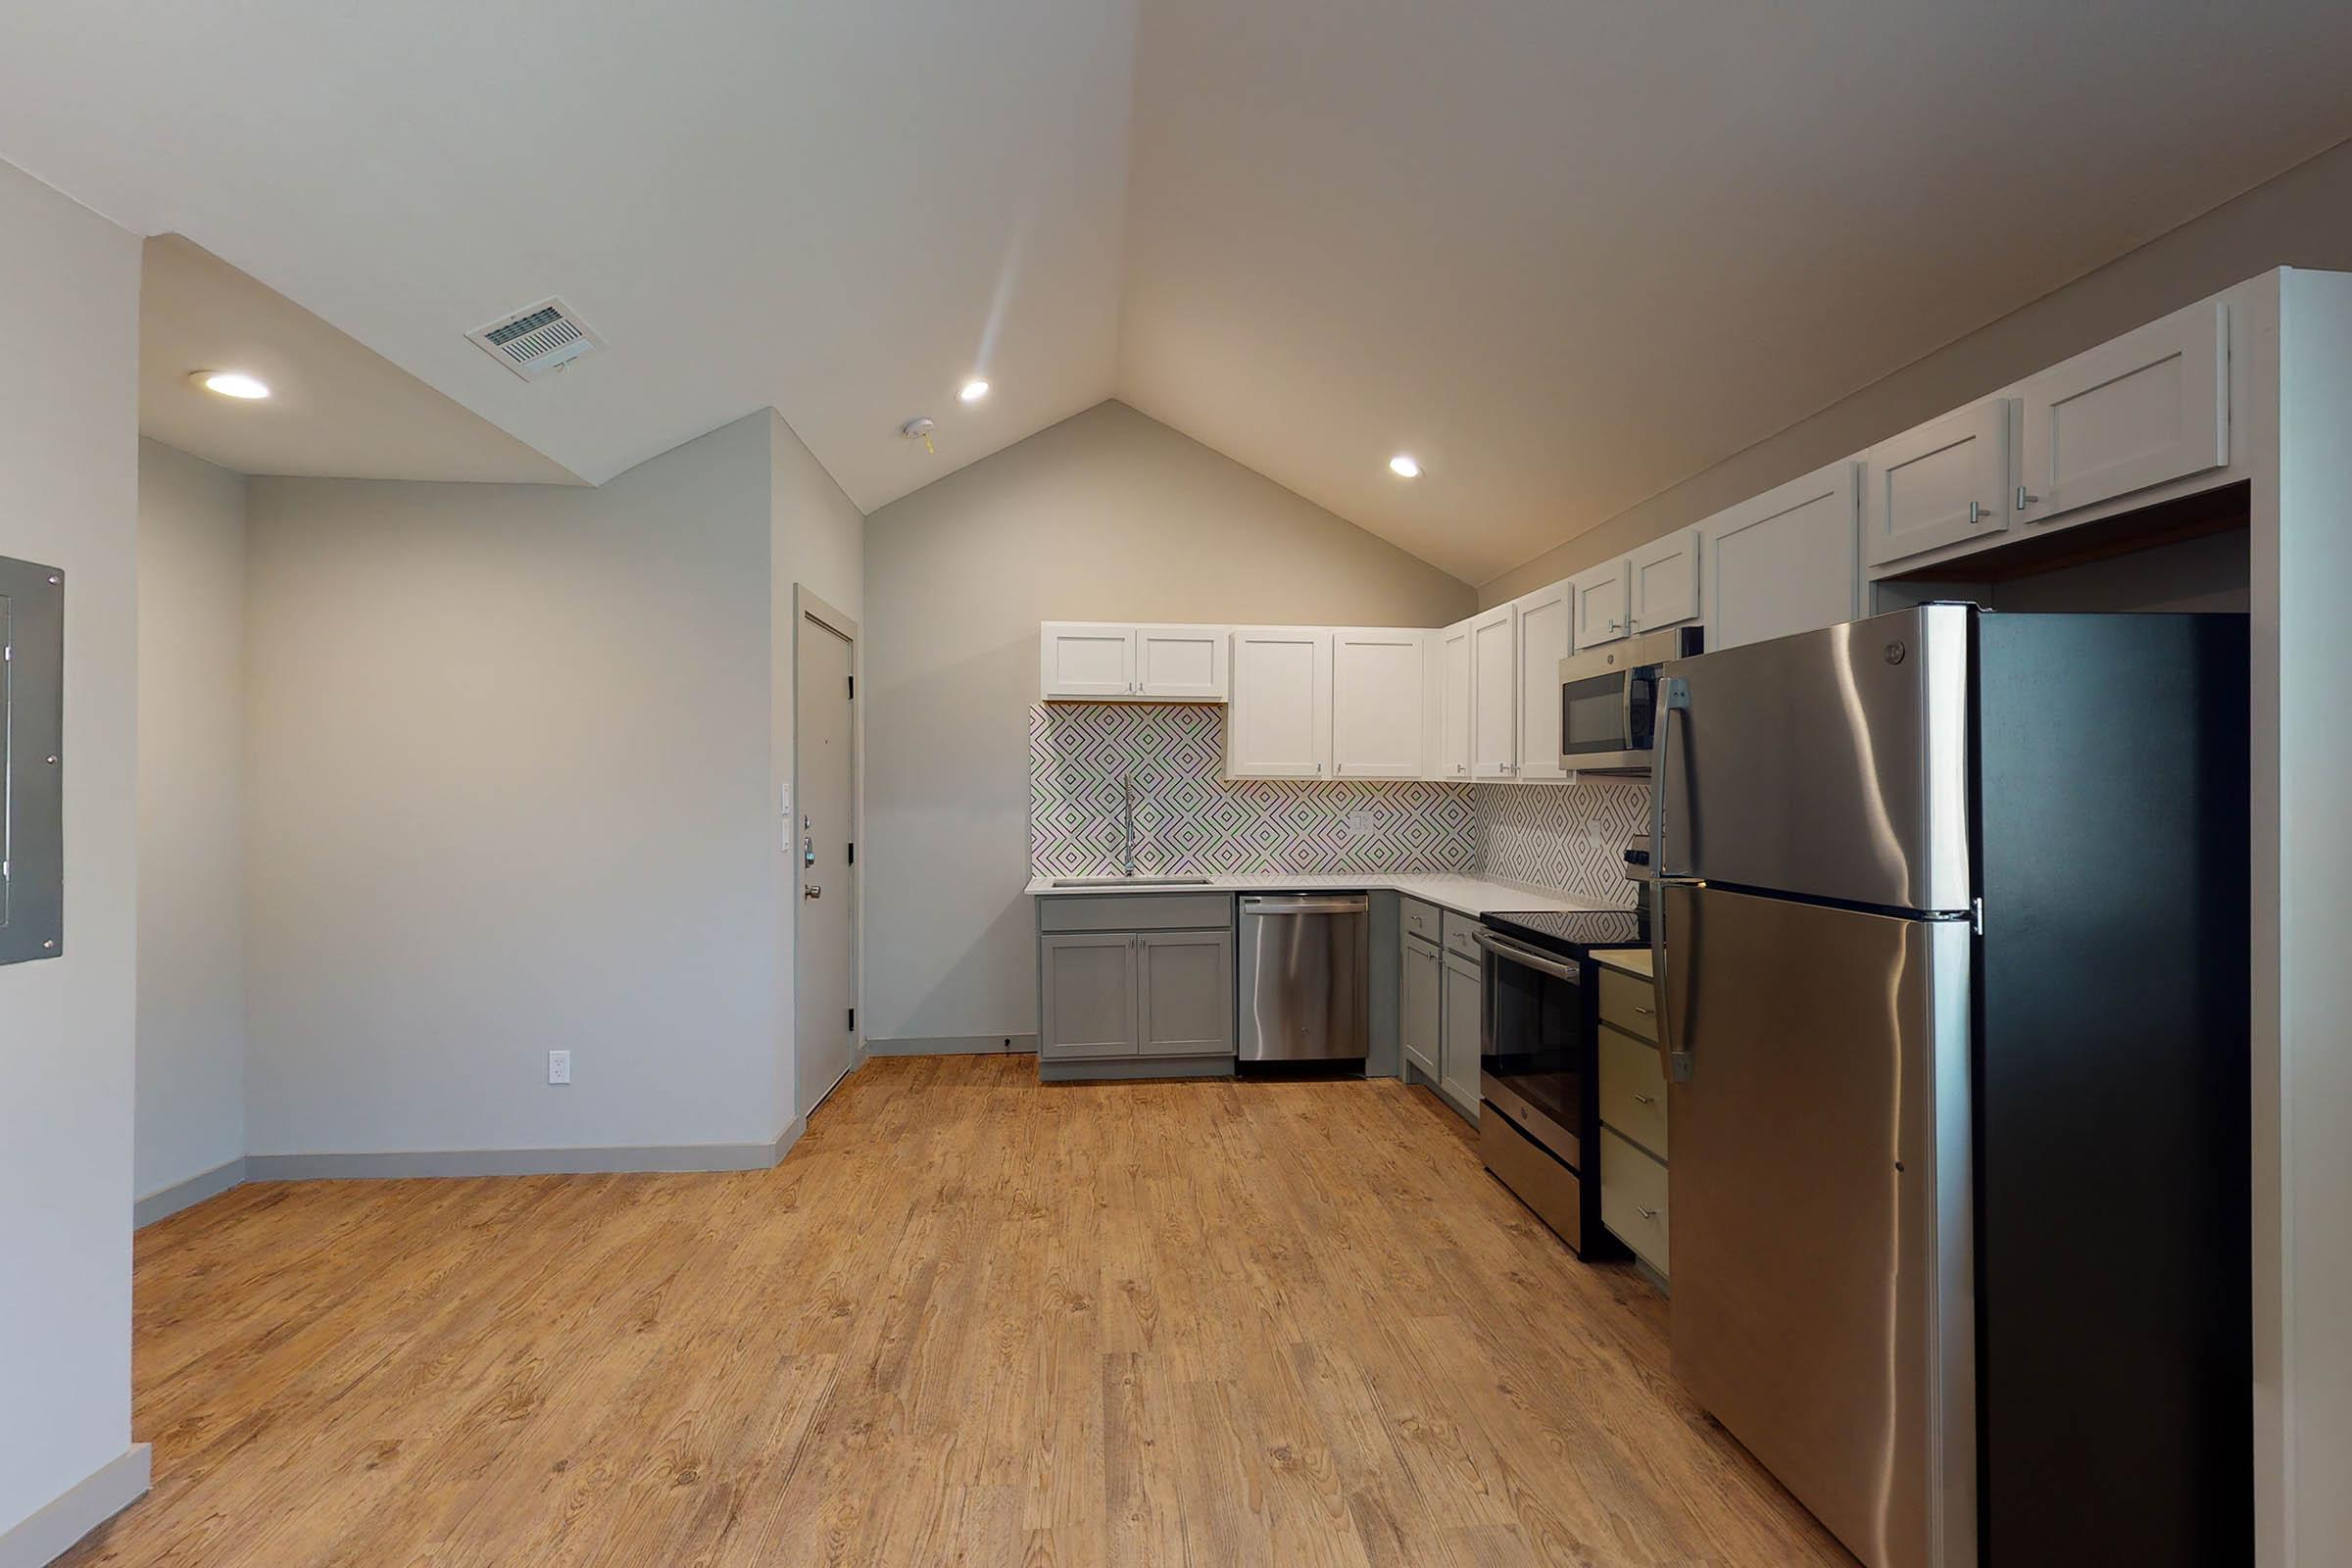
[2016,485,2040,512]
[1968,500,1994,525]
[1638,1205,1660,1221]
[1633,1093,1655,1105]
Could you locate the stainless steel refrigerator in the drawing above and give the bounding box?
[1650,604,2250,1568]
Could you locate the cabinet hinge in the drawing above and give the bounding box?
[847,1007,857,1031]
[1971,897,1985,936]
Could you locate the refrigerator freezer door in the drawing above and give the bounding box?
[1657,604,1971,913]
[1663,882,1976,1568]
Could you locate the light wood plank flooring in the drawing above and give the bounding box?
[72,1055,1851,1566]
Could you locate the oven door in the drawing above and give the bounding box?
[1559,666,1654,773]
[1475,928,1589,1172]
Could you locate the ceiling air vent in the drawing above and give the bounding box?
[467,297,606,381]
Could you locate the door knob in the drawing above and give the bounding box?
[804,884,823,899]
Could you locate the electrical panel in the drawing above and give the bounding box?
[0,555,63,964]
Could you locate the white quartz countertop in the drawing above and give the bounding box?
[1022,870,1616,917]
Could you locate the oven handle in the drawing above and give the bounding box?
[1471,927,1584,984]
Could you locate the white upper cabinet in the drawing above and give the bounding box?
[1628,524,1702,633]
[1430,619,1474,782]
[1133,624,1229,700]
[1510,580,1572,782]
[1040,622,1137,699]
[1040,621,1227,701]
[1469,605,1519,779]
[1227,628,1332,778]
[1571,559,1633,650]
[1702,461,1861,652]
[2016,299,2228,527]
[1861,398,2016,568]
[1331,629,1427,778]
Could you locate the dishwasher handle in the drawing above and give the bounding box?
[1239,894,1369,915]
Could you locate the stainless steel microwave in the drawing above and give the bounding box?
[1557,624,1703,774]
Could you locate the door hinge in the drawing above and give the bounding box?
[847,841,855,865]
[847,674,855,700]
[847,1007,856,1031]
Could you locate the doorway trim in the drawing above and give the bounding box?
[791,585,861,1111]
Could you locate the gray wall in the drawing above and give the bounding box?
[0,158,143,1542]
[135,439,250,1200]
[862,400,1474,1048]
[1481,136,2352,604]
[242,415,787,1156]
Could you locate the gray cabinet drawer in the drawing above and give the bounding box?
[1599,1127,1669,1276]
[1441,910,1483,963]
[1400,897,1442,944]
[1597,966,1659,1043]
[1596,1024,1668,1159]
[1038,893,1233,933]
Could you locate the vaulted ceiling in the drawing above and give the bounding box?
[7,1,2351,584]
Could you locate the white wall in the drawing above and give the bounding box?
[765,410,865,1128]
[241,414,786,1157]
[136,439,249,1201]
[0,159,143,1542]
[861,400,1472,1048]
[1481,136,2352,604]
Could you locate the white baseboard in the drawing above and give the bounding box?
[867,1034,1037,1055]
[0,1445,150,1568]
[245,1125,803,1182]
[133,1157,249,1229]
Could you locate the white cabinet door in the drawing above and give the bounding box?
[1331,629,1426,778]
[1701,461,1862,652]
[1628,525,1701,632]
[1429,620,1473,782]
[1571,559,1633,649]
[1134,624,1229,700]
[1469,605,1519,779]
[1509,580,1572,782]
[1861,399,2014,568]
[1040,622,1135,699]
[1227,628,1332,778]
[1400,935,1441,1078]
[1440,953,1483,1118]
[2017,299,2228,526]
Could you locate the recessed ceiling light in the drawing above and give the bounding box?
[1389,454,1422,478]
[959,378,990,403]
[193,370,270,400]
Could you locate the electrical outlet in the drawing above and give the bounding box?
[1584,821,1618,851]
[1346,809,1380,836]
[548,1050,572,1086]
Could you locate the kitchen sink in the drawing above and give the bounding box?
[1050,875,1214,888]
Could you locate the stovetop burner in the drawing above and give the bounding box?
[1482,907,1647,956]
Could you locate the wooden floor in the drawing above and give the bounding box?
[74,1055,1851,1567]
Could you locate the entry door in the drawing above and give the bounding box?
[796,605,858,1113]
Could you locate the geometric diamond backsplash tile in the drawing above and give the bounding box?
[1473,779,1648,907]
[1029,703,1475,876]
[1031,703,1654,901]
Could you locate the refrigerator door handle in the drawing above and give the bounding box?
[1654,875,1701,1084]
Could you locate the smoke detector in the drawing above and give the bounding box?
[467,297,605,381]
[901,416,937,455]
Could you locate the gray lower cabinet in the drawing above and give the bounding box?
[1400,934,1441,1077]
[1137,930,1236,1056]
[1040,933,1140,1059]
[1037,893,1238,1077]
[1440,952,1483,1119]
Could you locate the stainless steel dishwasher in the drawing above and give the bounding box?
[1237,894,1370,1061]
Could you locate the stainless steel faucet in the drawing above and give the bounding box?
[1122,769,1137,876]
